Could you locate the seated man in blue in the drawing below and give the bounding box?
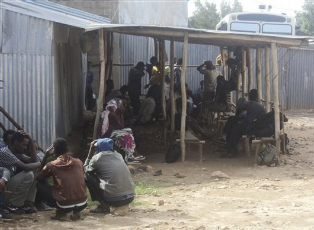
[84,138,135,213]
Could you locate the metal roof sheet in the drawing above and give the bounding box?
[1,0,110,29]
[96,25,311,48]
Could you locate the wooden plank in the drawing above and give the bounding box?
[170,39,175,133]
[104,28,305,47]
[271,42,281,158]
[180,33,188,161]
[93,29,106,139]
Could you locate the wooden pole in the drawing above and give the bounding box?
[271,43,281,157]
[0,106,23,130]
[0,122,6,132]
[220,47,227,76]
[247,47,253,91]
[154,38,158,58]
[160,40,166,120]
[265,47,271,112]
[107,32,114,80]
[241,48,247,98]
[236,69,242,100]
[256,47,262,104]
[180,33,188,161]
[170,39,175,133]
[93,29,106,139]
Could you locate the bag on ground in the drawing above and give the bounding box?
[257,144,279,166]
[165,144,181,163]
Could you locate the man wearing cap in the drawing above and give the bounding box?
[84,138,135,214]
[128,61,146,116]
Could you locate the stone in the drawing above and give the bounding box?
[112,204,129,216]
[211,171,230,179]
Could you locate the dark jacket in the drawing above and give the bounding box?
[128,67,145,95]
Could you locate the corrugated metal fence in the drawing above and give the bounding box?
[119,36,314,109]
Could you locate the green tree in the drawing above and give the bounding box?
[220,0,232,18]
[220,0,242,18]
[296,0,314,35]
[188,0,243,29]
[188,0,220,29]
[231,0,243,13]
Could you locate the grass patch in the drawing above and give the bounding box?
[135,181,165,196]
[130,200,151,207]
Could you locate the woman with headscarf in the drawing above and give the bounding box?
[97,99,145,162]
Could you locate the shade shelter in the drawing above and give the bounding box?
[0,0,310,157]
[87,25,309,161]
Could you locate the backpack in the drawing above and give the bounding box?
[257,144,279,167]
[165,144,181,163]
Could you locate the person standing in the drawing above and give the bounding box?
[174,58,182,88]
[36,138,87,221]
[128,62,146,116]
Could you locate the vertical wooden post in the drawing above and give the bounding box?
[236,70,242,100]
[180,33,188,161]
[241,48,247,98]
[265,47,271,112]
[93,29,106,139]
[107,32,114,80]
[220,47,227,76]
[256,47,262,104]
[271,43,281,157]
[170,39,175,133]
[154,38,158,58]
[247,47,253,91]
[160,40,166,120]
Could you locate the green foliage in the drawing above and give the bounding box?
[231,0,243,13]
[188,0,220,29]
[189,0,243,29]
[220,0,242,18]
[220,1,232,19]
[296,0,314,35]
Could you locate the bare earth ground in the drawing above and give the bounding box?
[2,110,314,230]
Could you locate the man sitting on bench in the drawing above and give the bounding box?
[222,89,266,158]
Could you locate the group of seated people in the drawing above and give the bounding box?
[219,89,287,158]
[0,130,135,221]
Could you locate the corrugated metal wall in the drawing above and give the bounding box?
[119,37,314,110]
[0,11,55,148]
[53,24,85,139]
[0,10,85,149]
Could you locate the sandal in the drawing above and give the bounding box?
[133,155,145,161]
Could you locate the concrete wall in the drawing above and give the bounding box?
[118,0,188,26]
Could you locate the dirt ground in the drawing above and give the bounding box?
[2,110,314,230]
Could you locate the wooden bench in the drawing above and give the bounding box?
[176,130,205,162]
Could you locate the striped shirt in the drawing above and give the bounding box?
[0,147,19,175]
